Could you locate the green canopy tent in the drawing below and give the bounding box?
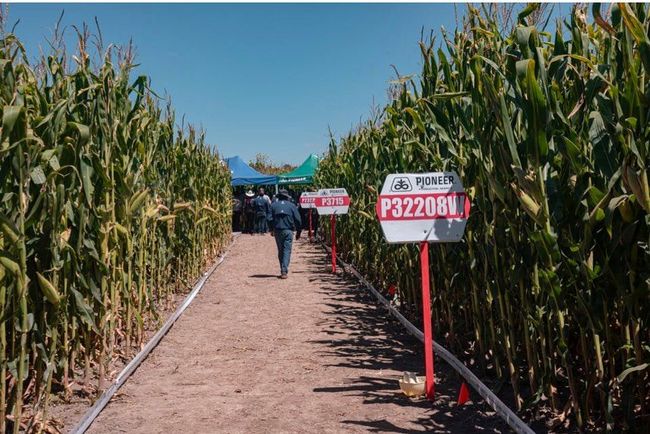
[278,154,319,185]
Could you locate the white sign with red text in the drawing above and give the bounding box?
[375,172,470,243]
[299,192,319,209]
[315,188,350,215]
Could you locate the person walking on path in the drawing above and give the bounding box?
[269,189,301,278]
[253,188,271,234]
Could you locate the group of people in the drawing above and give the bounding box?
[231,186,319,278]
[232,187,318,237]
[232,187,269,233]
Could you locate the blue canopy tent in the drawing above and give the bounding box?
[224,156,278,187]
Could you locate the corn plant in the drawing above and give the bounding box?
[316,4,649,431]
[0,30,231,433]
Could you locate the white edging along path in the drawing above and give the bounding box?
[67,235,516,433]
[323,243,535,434]
[70,236,235,434]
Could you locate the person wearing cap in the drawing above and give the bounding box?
[243,189,256,234]
[269,189,302,279]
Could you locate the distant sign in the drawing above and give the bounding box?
[299,192,319,209]
[315,188,350,215]
[375,172,470,243]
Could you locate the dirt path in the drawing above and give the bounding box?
[85,234,511,433]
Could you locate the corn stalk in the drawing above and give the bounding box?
[0,29,231,432]
[316,4,649,430]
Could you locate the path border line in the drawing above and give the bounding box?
[70,236,236,434]
[322,244,535,434]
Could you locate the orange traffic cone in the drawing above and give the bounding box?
[457,382,470,405]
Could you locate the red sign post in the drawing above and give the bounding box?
[376,172,470,401]
[330,214,336,272]
[308,210,313,242]
[314,188,350,273]
[419,241,435,399]
[300,192,319,243]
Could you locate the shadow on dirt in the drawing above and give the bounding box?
[248,274,280,279]
[300,246,512,434]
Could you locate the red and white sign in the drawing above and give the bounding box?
[299,192,319,209]
[376,172,470,243]
[375,172,471,400]
[315,188,350,215]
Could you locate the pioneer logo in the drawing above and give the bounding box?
[415,174,455,189]
[390,177,412,192]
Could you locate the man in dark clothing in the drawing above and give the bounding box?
[253,190,271,234]
[232,193,243,232]
[269,189,302,278]
[243,190,255,234]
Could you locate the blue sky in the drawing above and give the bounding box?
[7,3,565,165]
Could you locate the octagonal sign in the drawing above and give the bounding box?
[375,172,471,243]
[315,188,350,215]
[299,192,319,209]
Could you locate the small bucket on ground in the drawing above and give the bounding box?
[398,371,426,397]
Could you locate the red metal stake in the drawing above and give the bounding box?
[457,382,470,405]
[331,214,336,273]
[420,241,435,400]
[308,210,313,242]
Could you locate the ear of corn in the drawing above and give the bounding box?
[316,4,649,430]
[0,30,231,431]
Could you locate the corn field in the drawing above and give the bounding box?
[0,30,231,432]
[316,4,649,431]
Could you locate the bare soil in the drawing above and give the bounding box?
[61,234,514,433]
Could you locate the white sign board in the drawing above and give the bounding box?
[375,172,470,243]
[299,192,319,209]
[315,188,350,215]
